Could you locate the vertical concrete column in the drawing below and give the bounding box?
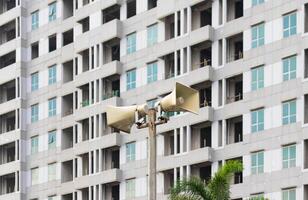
[222,78,226,106]
[98,78,102,102]
[15,78,19,98]
[89,152,92,174]
[89,47,93,70]
[98,184,102,200]
[180,48,184,75]
[174,12,178,37]
[180,166,184,180]
[173,168,177,183]
[77,89,82,109]
[73,158,76,179]
[174,129,177,155]
[98,114,102,137]
[78,157,82,177]
[187,7,192,33]
[180,9,185,36]
[186,125,191,152]
[222,119,226,146]
[94,46,97,69]
[88,82,92,105]
[99,43,103,67]
[174,51,178,77]
[77,123,82,143]
[98,148,102,172]
[222,0,227,24]
[93,150,97,173]
[93,80,97,103]
[180,127,184,153]
[222,37,227,65]
[93,185,97,200]
[187,46,191,72]
[88,186,91,200]
[186,165,191,177]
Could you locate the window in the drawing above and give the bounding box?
[147,24,158,46]
[283,56,296,81]
[48,130,56,149]
[251,66,264,91]
[147,99,157,108]
[31,11,39,30]
[126,69,136,90]
[31,168,39,185]
[250,193,264,200]
[251,23,264,48]
[282,188,296,200]
[48,163,56,181]
[252,0,264,6]
[31,42,39,59]
[48,98,57,117]
[147,62,158,83]
[31,104,39,123]
[48,35,57,52]
[49,2,57,22]
[126,179,135,198]
[126,142,136,162]
[48,196,56,200]
[283,12,297,38]
[48,65,57,85]
[31,136,38,154]
[282,144,296,168]
[251,108,264,133]
[282,100,296,125]
[127,32,136,54]
[251,151,264,175]
[31,72,39,91]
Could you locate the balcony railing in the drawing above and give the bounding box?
[102,90,120,100]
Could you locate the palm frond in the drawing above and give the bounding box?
[169,177,211,200]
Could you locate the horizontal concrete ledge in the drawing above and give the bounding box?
[74,168,122,189]
[75,19,122,53]
[0,192,20,200]
[74,97,122,121]
[74,61,122,87]
[157,147,213,171]
[157,0,204,19]
[74,132,121,155]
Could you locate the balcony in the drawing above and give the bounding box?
[0,51,15,70]
[0,111,16,134]
[226,74,243,104]
[75,19,122,53]
[0,173,17,196]
[74,169,121,189]
[0,80,15,105]
[226,116,243,145]
[226,33,243,63]
[0,0,15,15]
[158,147,212,171]
[0,20,15,46]
[0,142,16,165]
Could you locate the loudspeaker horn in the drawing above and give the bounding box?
[106,104,147,133]
[158,82,199,114]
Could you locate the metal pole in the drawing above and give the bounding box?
[148,108,157,200]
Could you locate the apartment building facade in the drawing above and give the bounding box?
[1,0,308,199]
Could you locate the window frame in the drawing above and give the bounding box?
[251,23,265,48]
[48,65,57,85]
[282,144,296,169]
[147,23,158,47]
[251,108,264,133]
[251,66,264,91]
[48,163,57,181]
[31,72,39,91]
[251,151,264,175]
[126,178,136,198]
[31,136,39,154]
[282,100,296,125]
[31,104,39,123]
[48,2,57,22]
[31,10,39,30]
[282,55,297,81]
[48,98,57,117]
[126,142,136,162]
[147,62,158,83]
[126,69,136,90]
[283,12,297,38]
[31,167,39,185]
[282,188,296,200]
[48,130,57,150]
[126,32,136,54]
